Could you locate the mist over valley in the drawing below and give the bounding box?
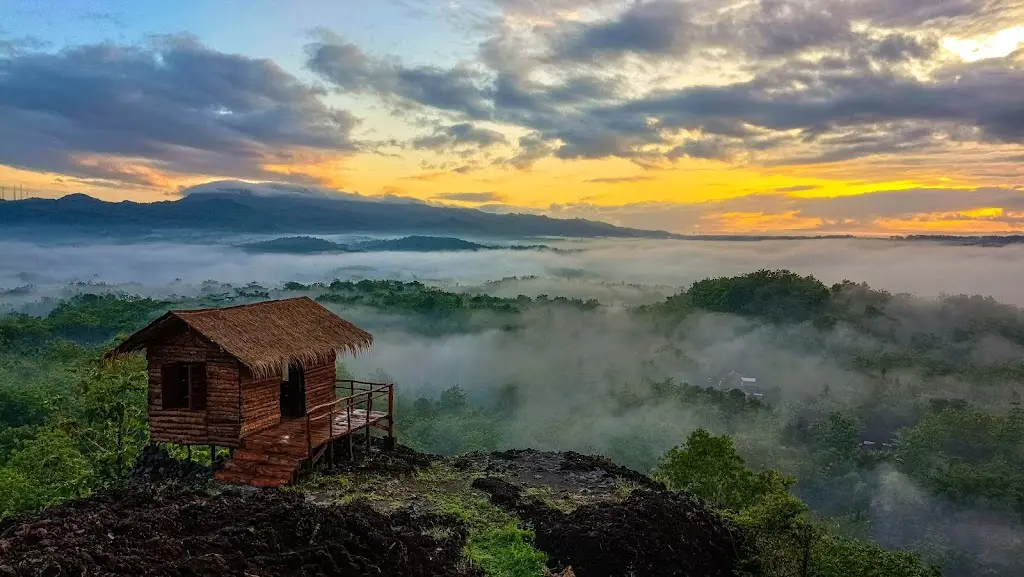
[3,231,1024,576]
[3,0,1024,573]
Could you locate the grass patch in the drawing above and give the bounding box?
[521,486,588,513]
[436,494,547,577]
[519,482,638,514]
[298,460,548,577]
[615,480,641,500]
[301,471,416,510]
[467,519,548,577]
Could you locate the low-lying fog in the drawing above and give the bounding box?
[4,235,1024,575]
[4,236,1024,305]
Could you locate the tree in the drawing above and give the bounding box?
[811,535,941,577]
[808,412,861,476]
[0,427,93,517]
[687,270,831,323]
[653,428,802,514]
[653,429,940,577]
[897,407,1024,514]
[438,385,468,412]
[69,354,149,485]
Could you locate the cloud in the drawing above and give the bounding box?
[303,1,1024,173]
[5,0,1024,205]
[181,179,428,204]
[550,0,694,60]
[719,0,856,58]
[586,176,654,184]
[788,186,1024,222]
[491,0,621,17]
[845,0,1005,28]
[505,133,558,169]
[0,35,48,57]
[434,191,505,202]
[412,123,508,150]
[774,185,823,193]
[667,137,739,162]
[0,35,358,186]
[305,36,492,119]
[549,187,1024,234]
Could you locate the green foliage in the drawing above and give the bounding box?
[70,354,150,484]
[810,413,860,458]
[0,354,149,519]
[240,235,557,255]
[0,389,47,429]
[810,535,941,577]
[464,520,548,577]
[0,293,152,518]
[312,279,598,318]
[416,465,547,577]
[897,407,1024,514]
[398,387,505,455]
[643,270,1024,388]
[653,429,939,577]
[40,293,169,345]
[650,269,832,323]
[653,429,801,514]
[2,274,1022,575]
[0,428,93,516]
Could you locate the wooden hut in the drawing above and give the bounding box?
[106,296,395,487]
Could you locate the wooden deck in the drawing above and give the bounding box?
[242,409,390,456]
[215,381,394,487]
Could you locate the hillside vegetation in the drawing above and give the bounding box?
[238,235,558,255]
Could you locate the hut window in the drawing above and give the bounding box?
[161,362,207,410]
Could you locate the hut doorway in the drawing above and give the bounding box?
[280,363,307,419]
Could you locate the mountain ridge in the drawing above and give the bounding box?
[238,235,562,254]
[0,184,680,240]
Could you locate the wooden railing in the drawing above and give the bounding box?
[304,380,394,458]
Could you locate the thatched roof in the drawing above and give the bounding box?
[106,297,373,379]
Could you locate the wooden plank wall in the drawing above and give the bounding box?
[305,356,337,415]
[148,329,241,447]
[240,372,282,436]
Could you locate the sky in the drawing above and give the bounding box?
[0,0,1023,235]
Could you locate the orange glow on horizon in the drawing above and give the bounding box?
[3,146,1022,234]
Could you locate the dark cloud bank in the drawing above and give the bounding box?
[1,0,1022,188]
[0,34,355,185]
[304,0,1024,170]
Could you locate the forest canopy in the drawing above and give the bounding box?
[1,270,1022,577]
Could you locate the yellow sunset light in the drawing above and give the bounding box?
[943,26,1024,62]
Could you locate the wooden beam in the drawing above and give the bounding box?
[365,394,372,455]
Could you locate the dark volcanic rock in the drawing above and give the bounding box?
[472,476,755,577]
[129,444,211,486]
[472,449,663,495]
[0,485,478,577]
[327,437,438,476]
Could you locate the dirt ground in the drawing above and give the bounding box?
[0,444,754,577]
[472,476,755,577]
[0,484,478,577]
[315,445,756,577]
[456,448,662,494]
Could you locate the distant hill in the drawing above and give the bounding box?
[355,236,490,252]
[0,181,680,240]
[240,236,353,254]
[239,235,560,254]
[891,234,1024,247]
